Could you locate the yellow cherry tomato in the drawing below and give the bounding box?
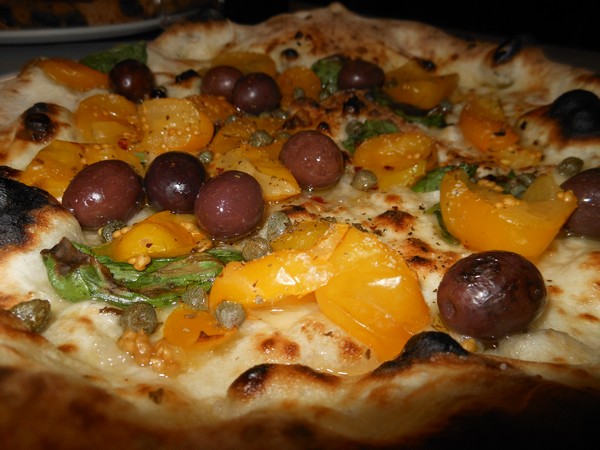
[353,131,437,190]
[458,94,520,152]
[315,226,430,361]
[163,305,229,348]
[106,211,207,263]
[384,60,458,110]
[138,98,214,155]
[38,58,109,91]
[439,169,578,259]
[74,93,140,144]
[277,67,322,104]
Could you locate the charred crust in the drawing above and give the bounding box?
[372,208,415,233]
[228,363,339,401]
[491,36,524,66]
[0,176,60,248]
[17,103,57,144]
[372,331,469,375]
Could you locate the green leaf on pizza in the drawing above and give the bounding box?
[311,55,345,97]
[80,41,147,73]
[342,119,398,153]
[412,163,478,192]
[42,238,241,308]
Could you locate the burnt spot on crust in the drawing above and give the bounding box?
[491,36,524,66]
[228,363,339,402]
[0,176,60,248]
[547,89,600,139]
[371,208,415,234]
[372,331,469,375]
[259,333,301,361]
[16,103,57,144]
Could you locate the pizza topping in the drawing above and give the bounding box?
[279,130,344,190]
[9,299,51,333]
[556,156,584,178]
[37,58,109,91]
[353,131,437,190]
[351,169,378,191]
[214,300,246,329]
[138,97,214,155]
[108,59,156,103]
[437,250,547,340]
[337,58,385,91]
[200,65,243,102]
[119,301,158,335]
[194,170,265,241]
[383,60,459,111]
[231,72,282,115]
[62,159,144,229]
[439,169,577,259]
[74,93,140,145]
[144,151,208,214]
[547,89,600,138]
[560,167,600,239]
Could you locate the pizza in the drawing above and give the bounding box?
[1,2,599,448]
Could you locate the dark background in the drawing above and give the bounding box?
[219,0,600,53]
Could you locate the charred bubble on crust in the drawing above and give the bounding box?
[372,331,469,375]
[228,363,339,401]
[19,103,56,143]
[0,176,59,248]
[547,89,600,138]
[492,36,523,66]
[175,69,200,84]
[372,208,415,233]
[281,48,300,61]
[342,95,365,115]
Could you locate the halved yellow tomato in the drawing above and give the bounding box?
[138,98,214,155]
[439,169,578,259]
[353,131,437,190]
[277,67,322,104]
[163,305,232,348]
[74,93,140,144]
[384,60,458,110]
[458,94,520,152]
[38,58,109,91]
[103,211,208,262]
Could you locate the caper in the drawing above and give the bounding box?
[99,220,127,243]
[265,210,292,241]
[249,129,274,147]
[198,150,214,165]
[215,301,246,329]
[10,299,51,332]
[180,286,209,311]
[120,302,158,335]
[351,169,378,191]
[557,156,584,177]
[242,236,272,261]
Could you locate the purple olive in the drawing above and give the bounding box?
[194,170,265,240]
[279,130,344,190]
[201,65,243,102]
[437,251,546,340]
[231,72,281,114]
[109,59,155,103]
[337,58,385,91]
[561,167,600,239]
[62,160,144,229]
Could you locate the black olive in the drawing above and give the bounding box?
[194,170,265,241]
[280,130,344,190]
[231,72,282,114]
[62,160,144,229]
[337,58,385,91]
[109,59,156,103]
[547,89,600,138]
[561,167,600,239]
[437,251,546,340]
[201,65,243,102]
[144,151,208,214]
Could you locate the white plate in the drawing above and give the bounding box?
[0,10,200,45]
